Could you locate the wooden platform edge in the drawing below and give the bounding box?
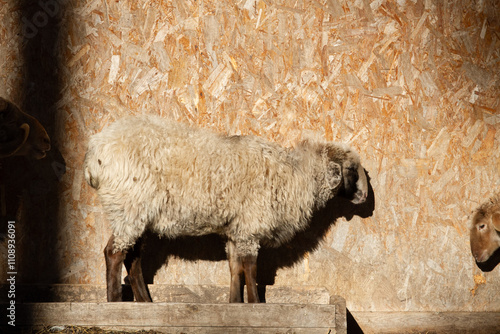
[351,311,500,334]
[1,302,345,334]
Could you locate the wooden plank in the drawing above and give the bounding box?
[352,311,500,334]
[31,326,335,334]
[9,302,340,333]
[330,295,347,334]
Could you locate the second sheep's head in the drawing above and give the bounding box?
[470,195,500,267]
[0,97,51,159]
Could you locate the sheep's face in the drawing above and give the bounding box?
[470,209,500,263]
[324,144,368,204]
[0,97,51,159]
[341,157,368,204]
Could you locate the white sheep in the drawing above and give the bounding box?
[84,115,368,303]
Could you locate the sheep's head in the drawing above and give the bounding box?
[469,202,500,265]
[334,147,368,205]
[0,97,51,159]
[301,140,368,205]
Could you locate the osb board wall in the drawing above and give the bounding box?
[1,0,499,313]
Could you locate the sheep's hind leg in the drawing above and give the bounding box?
[124,237,152,302]
[227,241,245,303]
[104,235,126,302]
[242,255,260,303]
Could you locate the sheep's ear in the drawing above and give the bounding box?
[327,161,342,190]
[492,212,500,232]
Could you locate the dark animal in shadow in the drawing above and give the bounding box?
[0,97,50,159]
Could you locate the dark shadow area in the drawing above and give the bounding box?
[140,233,228,285]
[347,308,365,334]
[0,1,67,329]
[475,246,500,272]
[120,233,227,301]
[18,0,67,282]
[136,172,375,304]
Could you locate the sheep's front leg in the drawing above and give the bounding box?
[227,241,260,303]
[124,237,152,302]
[242,254,260,303]
[227,241,244,303]
[104,235,126,302]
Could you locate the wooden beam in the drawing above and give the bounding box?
[351,311,500,334]
[8,302,344,333]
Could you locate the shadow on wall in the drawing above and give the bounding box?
[137,172,376,292]
[256,172,375,289]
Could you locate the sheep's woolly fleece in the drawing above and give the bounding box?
[84,115,362,257]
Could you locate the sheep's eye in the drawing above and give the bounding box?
[478,224,486,230]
